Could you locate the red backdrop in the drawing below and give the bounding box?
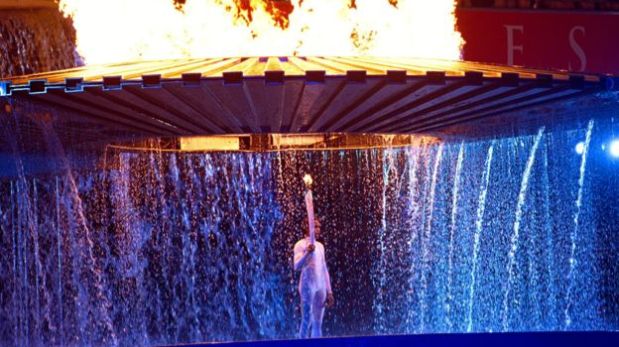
[457,8,619,75]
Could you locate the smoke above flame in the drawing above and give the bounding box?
[58,0,463,65]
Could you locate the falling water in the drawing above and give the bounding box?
[419,144,443,332]
[564,119,595,328]
[541,144,557,327]
[44,121,118,346]
[405,147,422,330]
[502,127,545,331]
[467,143,494,332]
[446,142,464,332]
[0,8,77,77]
[0,118,614,345]
[54,176,65,346]
[374,148,395,333]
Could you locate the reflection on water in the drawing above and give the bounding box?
[0,117,617,346]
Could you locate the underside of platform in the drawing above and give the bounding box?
[1,57,616,154]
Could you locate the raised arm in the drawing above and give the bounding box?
[294,242,312,272]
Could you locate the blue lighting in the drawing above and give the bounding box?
[610,139,619,158]
[0,82,7,96]
[575,142,585,155]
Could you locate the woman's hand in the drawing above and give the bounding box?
[325,292,335,308]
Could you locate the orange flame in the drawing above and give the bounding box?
[226,0,296,29]
[59,0,463,65]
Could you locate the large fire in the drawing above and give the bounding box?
[58,0,463,65]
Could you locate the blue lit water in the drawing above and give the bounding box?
[0,119,617,346]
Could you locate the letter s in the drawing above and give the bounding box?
[569,26,587,72]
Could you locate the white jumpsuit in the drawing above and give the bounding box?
[293,238,332,338]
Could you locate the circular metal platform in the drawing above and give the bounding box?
[0,56,614,153]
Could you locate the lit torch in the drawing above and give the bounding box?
[303,174,316,245]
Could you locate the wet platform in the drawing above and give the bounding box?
[173,331,619,347]
[2,56,614,154]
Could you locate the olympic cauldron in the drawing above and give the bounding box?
[1,58,618,347]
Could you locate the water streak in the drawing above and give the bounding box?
[374,149,394,333]
[564,119,595,328]
[446,142,465,331]
[419,144,443,332]
[467,143,494,332]
[502,127,545,331]
[405,148,422,330]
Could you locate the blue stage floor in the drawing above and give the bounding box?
[172,331,619,347]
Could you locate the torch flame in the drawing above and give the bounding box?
[58,0,463,65]
[303,174,313,188]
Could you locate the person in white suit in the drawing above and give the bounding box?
[293,218,334,338]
